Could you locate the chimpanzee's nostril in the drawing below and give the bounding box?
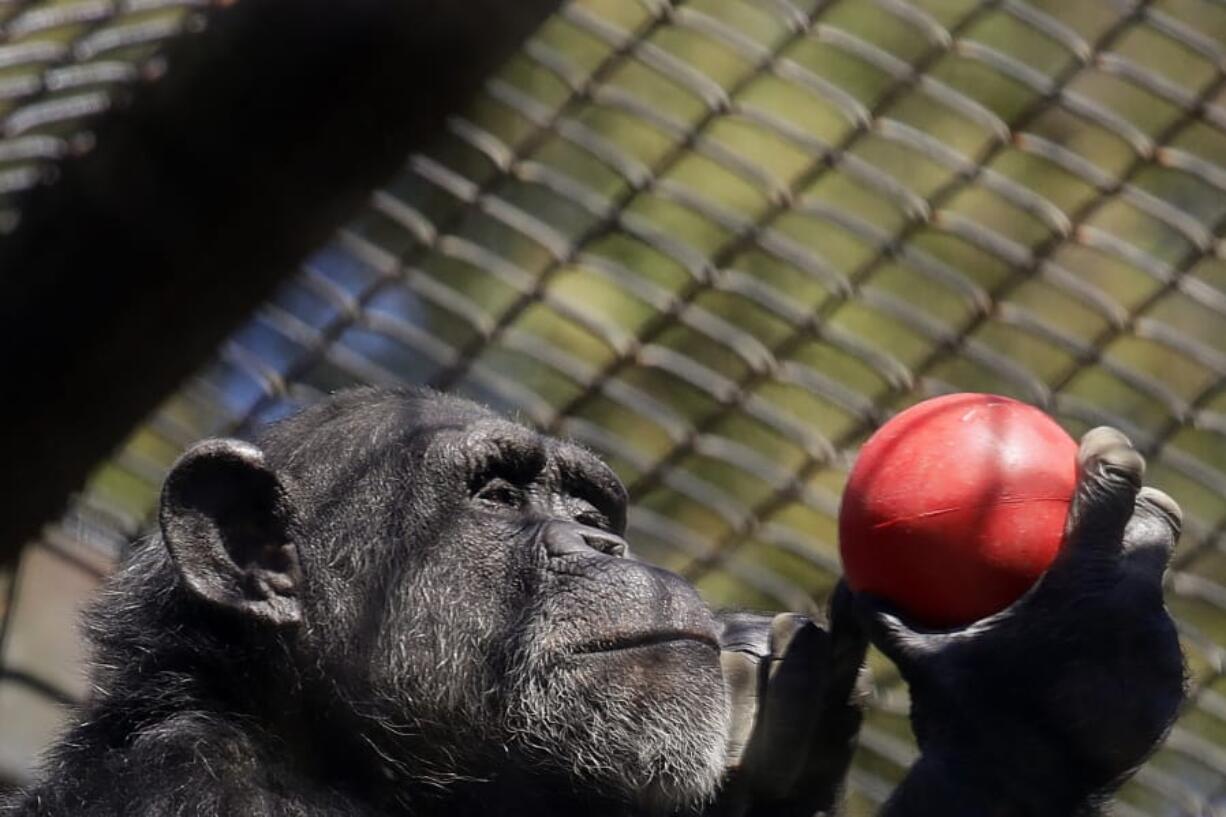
[541,520,628,559]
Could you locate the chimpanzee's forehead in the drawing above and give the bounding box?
[256,387,620,487]
[258,387,494,449]
[406,391,503,428]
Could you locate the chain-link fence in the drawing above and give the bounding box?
[5,0,1226,814]
[0,0,209,785]
[0,0,207,222]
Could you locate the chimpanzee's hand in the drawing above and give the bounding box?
[700,590,867,817]
[855,427,1186,816]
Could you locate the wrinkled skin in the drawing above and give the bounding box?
[1,389,1183,817]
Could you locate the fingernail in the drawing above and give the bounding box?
[1138,487,1182,533]
[1079,428,1144,484]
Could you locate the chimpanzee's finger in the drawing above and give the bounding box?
[767,614,820,663]
[716,612,773,772]
[827,582,869,700]
[849,590,950,675]
[828,582,864,650]
[721,649,761,770]
[743,615,829,796]
[719,611,773,656]
[1061,427,1144,559]
[1121,487,1181,580]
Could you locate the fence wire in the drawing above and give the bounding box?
[0,0,209,228]
[5,0,1226,814]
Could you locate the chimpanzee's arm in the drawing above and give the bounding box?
[704,427,1183,817]
[865,427,1185,817]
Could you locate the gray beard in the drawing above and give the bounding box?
[505,644,730,814]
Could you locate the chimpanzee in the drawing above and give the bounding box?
[2,387,1184,816]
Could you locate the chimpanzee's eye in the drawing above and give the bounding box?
[575,510,608,530]
[474,478,526,508]
[572,498,612,533]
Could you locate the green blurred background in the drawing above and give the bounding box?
[4,0,1226,814]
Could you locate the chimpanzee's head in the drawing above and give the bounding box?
[149,387,728,810]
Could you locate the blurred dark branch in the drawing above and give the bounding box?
[0,0,563,562]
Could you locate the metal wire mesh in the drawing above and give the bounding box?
[5,0,1226,813]
[0,0,210,228]
[0,0,212,785]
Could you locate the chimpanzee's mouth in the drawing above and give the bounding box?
[570,630,720,655]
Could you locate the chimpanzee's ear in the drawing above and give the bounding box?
[160,439,303,627]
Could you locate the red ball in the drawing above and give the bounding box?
[838,393,1078,627]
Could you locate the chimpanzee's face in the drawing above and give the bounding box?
[237,390,730,809]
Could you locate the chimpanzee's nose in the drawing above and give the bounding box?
[541,519,629,559]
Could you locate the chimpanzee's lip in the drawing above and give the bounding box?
[570,630,720,655]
